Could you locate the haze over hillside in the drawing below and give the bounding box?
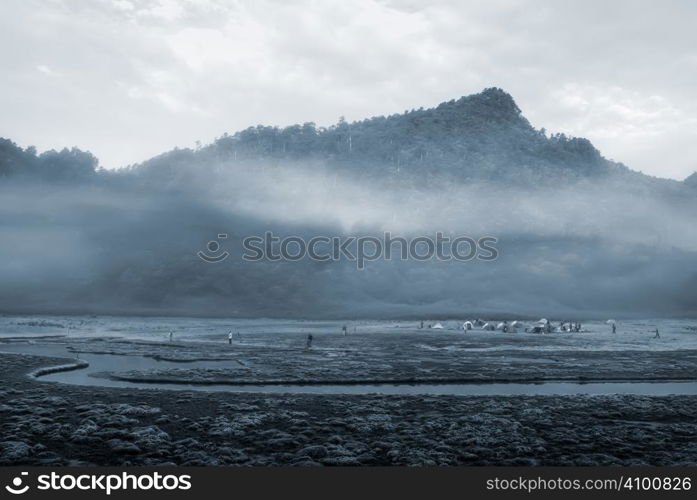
[1,89,696,318]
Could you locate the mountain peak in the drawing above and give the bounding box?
[473,87,521,113]
[684,171,697,187]
[445,87,523,123]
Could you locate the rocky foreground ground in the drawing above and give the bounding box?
[1,353,696,466]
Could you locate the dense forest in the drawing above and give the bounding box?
[5,88,688,187]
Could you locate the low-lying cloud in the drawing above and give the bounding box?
[1,158,695,319]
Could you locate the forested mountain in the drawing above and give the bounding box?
[197,87,613,183]
[0,138,99,181]
[0,89,695,319]
[0,88,658,186]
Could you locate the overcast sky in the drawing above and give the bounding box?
[1,0,696,179]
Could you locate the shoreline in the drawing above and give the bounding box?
[103,374,697,387]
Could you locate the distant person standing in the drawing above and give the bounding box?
[420,321,424,329]
[169,330,173,342]
[342,324,348,336]
[228,331,232,345]
[612,323,616,334]
[654,328,660,339]
[306,334,313,348]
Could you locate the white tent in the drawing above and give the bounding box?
[432,322,444,329]
[482,322,496,331]
[463,321,473,330]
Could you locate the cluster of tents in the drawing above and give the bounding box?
[462,319,528,333]
[424,318,585,334]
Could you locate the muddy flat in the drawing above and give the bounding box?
[1,315,696,466]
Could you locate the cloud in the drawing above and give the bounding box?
[551,84,696,139]
[36,65,57,76]
[1,0,696,178]
[542,84,697,176]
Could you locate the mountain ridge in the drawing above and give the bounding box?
[0,88,696,318]
[0,88,685,188]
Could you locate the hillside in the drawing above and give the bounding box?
[0,89,695,319]
[0,88,658,186]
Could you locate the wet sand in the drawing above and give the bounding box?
[12,327,697,386]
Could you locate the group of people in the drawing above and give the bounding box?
[449,318,586,334]
[306,323,359,348]
[419,321,441,329]
[527,320,583,334]
[226,330,242,344]
[560,321,582,332]
[168,319,663,356]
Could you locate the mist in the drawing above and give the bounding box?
[1,152,696,320]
